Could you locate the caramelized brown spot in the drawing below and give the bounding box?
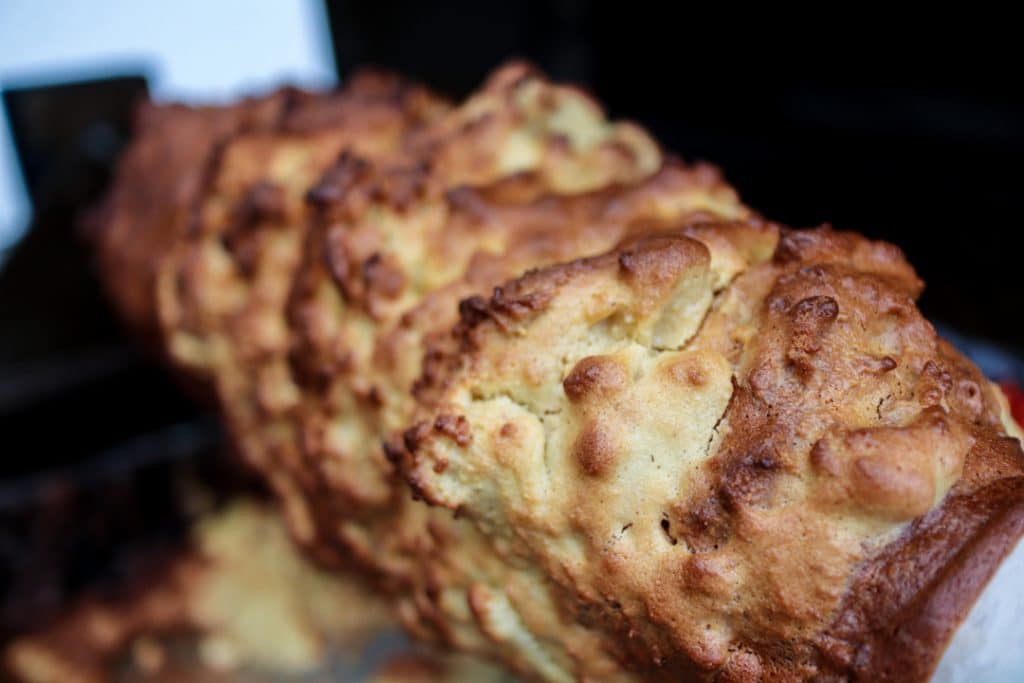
[718,446,780,511]
[618,236,707,315]
[957,378,984,417]
[679,497,730,553]
[381,441,405,466]
[786,295,839,379]
[679,555,719,590]
[218,182,288,276]
[238,181,287,222]
[863,355,898,374]
[403,421,430,453]
[489,286,553,323]
[918,361,953,406]
[368,387,385,409]
[809,439,840,476]
[324,225,354,298]
[573,423,618,476]
[563,355,628,403]
[305,152,370,206]
[362,252,406,299]
[720,651,764,682]
[456,286,553,334]
[773,227,923,295]
[433,414,472,447]
[667,358,707,387]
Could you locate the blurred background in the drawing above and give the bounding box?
[0,0,1021,638]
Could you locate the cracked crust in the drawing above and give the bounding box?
[406,226,1024,680]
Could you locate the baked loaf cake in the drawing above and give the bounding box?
[85,62,1024,681]
[406,226,1024,680]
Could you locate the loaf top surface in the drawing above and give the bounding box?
[86,61,1024,682]
[406,224,1024,679]
[279,62,737,527]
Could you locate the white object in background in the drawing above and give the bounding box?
[0,0,337,251]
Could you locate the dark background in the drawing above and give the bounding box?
[0,1,1021,629]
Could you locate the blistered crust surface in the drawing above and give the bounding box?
[120,62,748,681]
[270,65,747,680]
[407,226,1024,679]
[88,61,1024,683]
[150,73,451,549]
[278,61,737,549]
[89,91,291,347]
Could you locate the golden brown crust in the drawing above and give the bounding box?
[113,63,722,680]
[265,67,744,681]
[90,70,446,356]
[148,73,451,563]
[276,67,726,565]
[88,91,292,348]
[406,225,1024,681]
[88,61,1024,682]
[817,424,1024,681]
